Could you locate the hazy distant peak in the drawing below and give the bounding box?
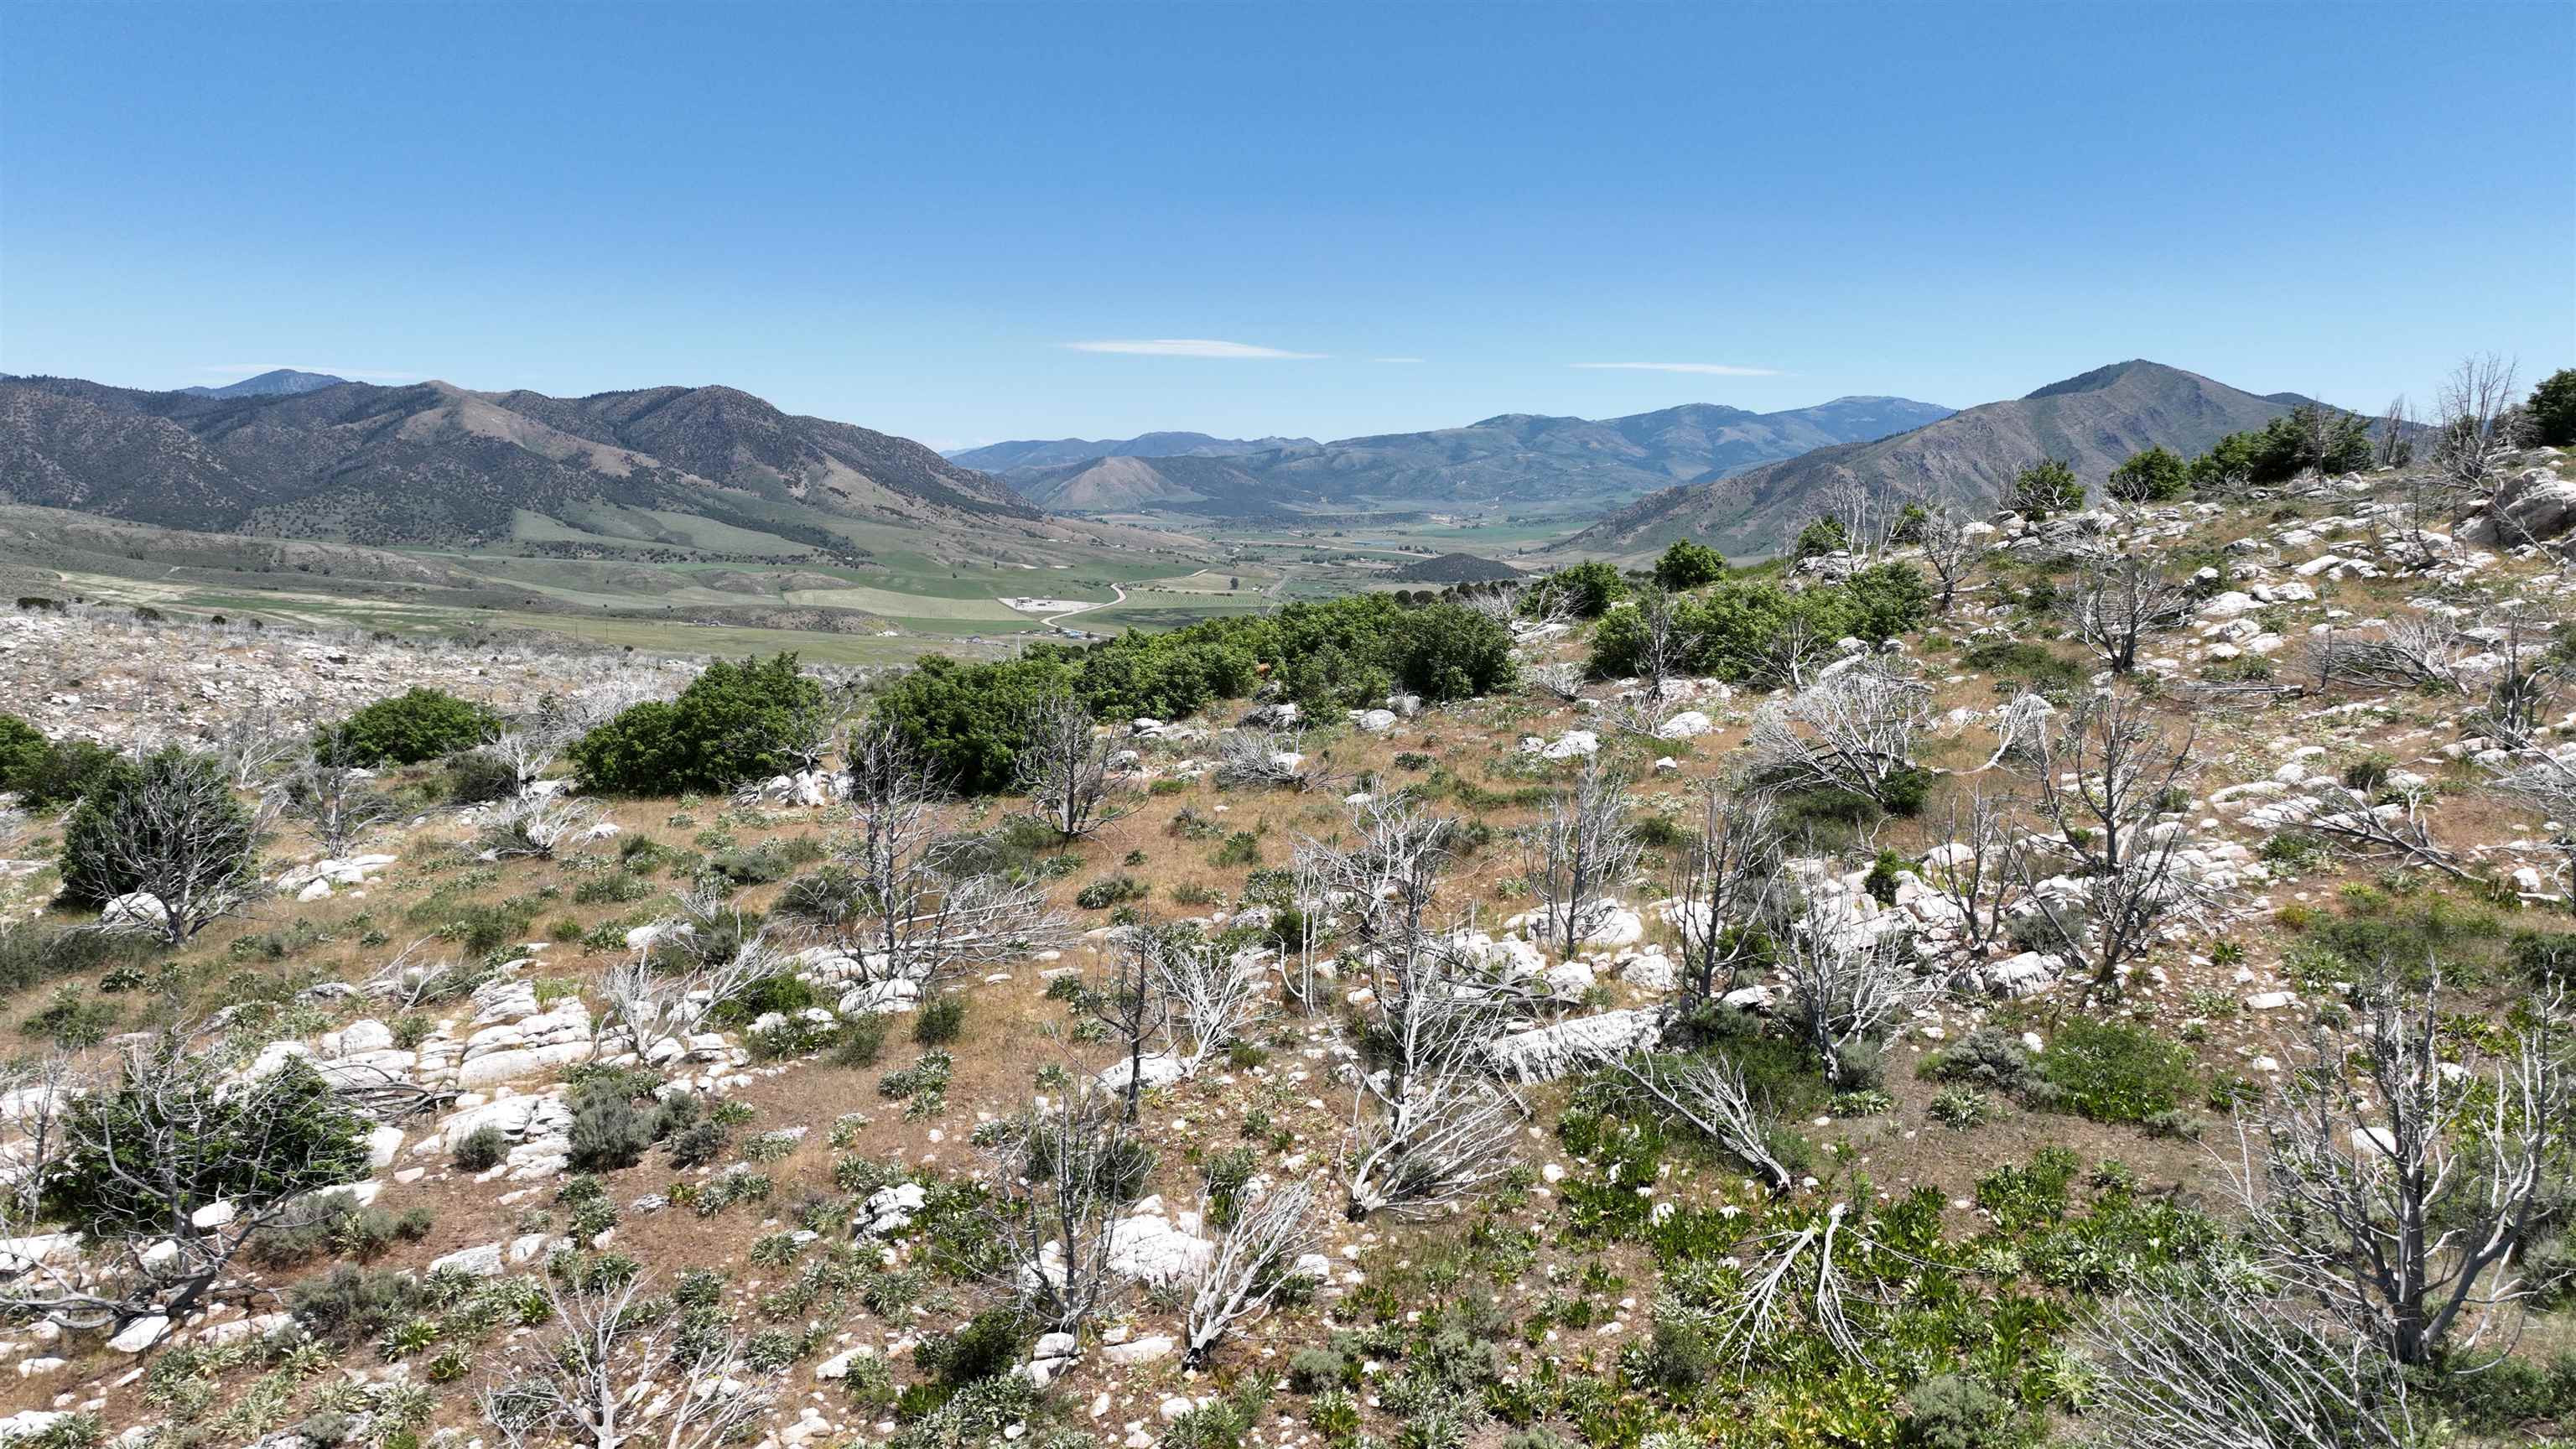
[177,368,352,398]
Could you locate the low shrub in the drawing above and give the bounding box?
[454,1125,507,1171]
[288,1265,428,1347]
[2036,1019,2198,1124]
[913,995,967,1046]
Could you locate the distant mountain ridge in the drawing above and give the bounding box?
[0,372,1040,550]
[1566,361,2329,557]
[177,368,351,398]
[995,395,1955,516]
[946,431,1317,471]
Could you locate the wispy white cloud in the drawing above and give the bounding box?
[1061,339,1327,360]
[198,363,423,382]
[1372,356,1426,364]
[1570,361,1782,377]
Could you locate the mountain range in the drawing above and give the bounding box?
[1566,361,2329,557]
[984,396,1957,516]
[0,374,1045,553]
[944,432,1317,472]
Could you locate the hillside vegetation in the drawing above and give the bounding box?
[3,392,2576,1449]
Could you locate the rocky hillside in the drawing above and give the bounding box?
[0,374,1037,548]
[1002,396,1955,515]
[6,440,2576,1449]
[1568,360,2326,556]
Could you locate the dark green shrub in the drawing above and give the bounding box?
[454,1125,507,1171]
[0,714,46,798]
[44,1049,370,1241]
[1213,831,1261,867]
[2105,445,2189,503]
[1525,561,1628,618]
[247,1192,434,1266]
[1863,849,1904,905]
[914,1306,1026,1388]
[2529,368,2576,448]
[316,688,496,767]
[1633,1315,1719,1389]
[0,923,158,999]
[1651,540,1726,590]
[569,655,826,796]
[664,1119,730,1168]
[1794,515,1848,558]
[1925,1028,2053,1103]
[913,995,967,1046]
[2009,458,2085,518]
[58,749,257,914]
[6,737,122,811]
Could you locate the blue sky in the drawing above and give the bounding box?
[3,2,2569,449]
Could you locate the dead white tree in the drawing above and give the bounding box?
[482,699,596,793]
[1606,1052,1791,1192]
[983,1083,1145,1332]
[2309,617,2467,693]
[2434,352,2521,502]
[1745,662,1930,812]
[1524,661,1585,704]
[477,792,602,860]
[281,740,401,855]
[1155,934,1275,1077]
[2070,554,2194,674]
[478,1269,776,1449]
[1215,729,1332,792]
[1755,614,1841,691]
[1183,1175,1320,1367]
[1973,692,2053,773]
[1924,784,2025,961]
[2236,985,2570,1367]
[1777,893,1926,1088]
[0,1036,375,1328]
[2488,749,2576,897]
[1820,479,1890,565]
[2288,778,2474,884]
[1665,788,1783,1006]
[832,723,1070,990]
[598,929,790,1065]
[2082,1292,2417,1449]
[1709,1201,1874,1364]
[1016,693,1128,840]
[205,709,301,792]
[1079,928,1178,1123]
[1623,584,1690,706]
[2013,691,2203,998]
[1913,506,1980,613]
[2376,394,2418,470]
[1519,756,1642,957]
[1342,1067,1519,1223]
